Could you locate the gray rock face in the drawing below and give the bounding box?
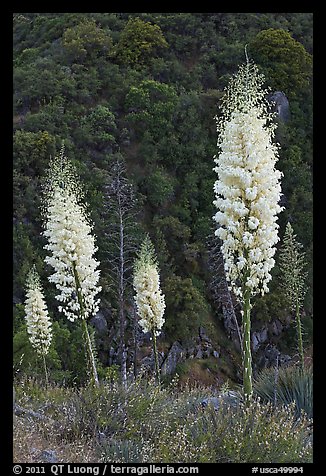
[252,327,268,352]
[140,351,165,373]
[271,319,284,336]
[39,450,58,463]
[108,346,116,366]
[161,341,185,376]
[258,344,292,368]
[201,391,240,411]
[13,295,22,305]
[195,347,203,359]
[201,397,221,411]
[268,91,290,122]
[199,326,211,342]
[90,312,108,334]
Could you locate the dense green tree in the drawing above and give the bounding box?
[250,28,312,98]
[143,167,176,207]
[115,17,168,65]
[62,18,113,63]
[152,215,191,260]
[76,105,118,151]
[125,79,178,140]
[163,274,209,342]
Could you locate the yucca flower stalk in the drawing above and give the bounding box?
[213,51,283,402]
[24,265,52,386]
[278,222,307,371]
[133,235,166,383]
[42,145,101,387]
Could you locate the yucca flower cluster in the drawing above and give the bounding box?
[279,222,307,370]
[213,57,284,401]
[41,146,101,386]
[213,61,283,299]
[42,148,101,322]
[24,266,52,356]
[133,236,165,337]
[279,222,307,311]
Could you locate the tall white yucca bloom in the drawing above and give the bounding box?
[213,56,283,401]
[42,149,101,322]
[133,236,165,336]
[279,222,307,370]
[24,266,52,356]
[279,222,307,311]
[213,60,283,299]
[133,236,165,382]
[42,145,101,386]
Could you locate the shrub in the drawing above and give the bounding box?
[62,19,112,63]
[115,17,168,65]
[13,377,312,463]
[143,167,176,207]
[196,398,312,463]
[253,364,313,418]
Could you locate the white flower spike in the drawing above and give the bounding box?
[213,61,283,299]
[24,266,52,356]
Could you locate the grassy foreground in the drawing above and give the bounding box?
[13,375,312,464]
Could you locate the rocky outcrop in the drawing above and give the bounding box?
[90,311,108,335]
[270,319,283,337]
[161,341,184,376]
[39,450,58,463]
[140,327,221,376]
[257,344,292,369]
[139,350,165,374]
[207,238,242,351]
[268,91,290,122]
[252,326,268,352]
[252,318,289,353]
[201,390,240,411]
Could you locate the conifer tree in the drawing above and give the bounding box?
[103,160,139,386]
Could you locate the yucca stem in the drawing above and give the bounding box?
[152,331,160,384]
[42,353,49,388]
[295,299,305,372]
[72,262,99,387]
[242,286,252,403]
[81,317,99,387]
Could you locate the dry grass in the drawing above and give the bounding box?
[13,414,98,463]
[13,376,312,463]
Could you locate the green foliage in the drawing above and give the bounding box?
[278,222,307,312]
[13,130,56,169]
[13,322,61,382]
[13,318,100,386]
[115,17,168,65]
[13,222,45,300]
[153,215,191,256]
[252,286,288,324]
[62,19,112,63]
[76,105,117,150]
[99,364,120,383]
[163,274,209,342]
[143,167,176,207]
[203,399,311,463]
[125,79,178,140]
[250,28,312,98]
[253,364,313,418]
